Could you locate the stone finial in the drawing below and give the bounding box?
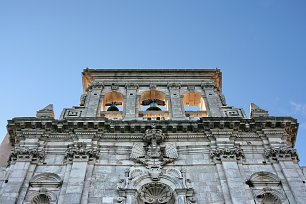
[250,103,269,119]
[36,104,54,119]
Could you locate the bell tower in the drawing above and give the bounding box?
[1,68,305,204]
[60,68,246,121]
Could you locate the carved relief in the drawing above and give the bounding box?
[246,172,289,204]
[264,146,299,162]
[65,142,99,162]
[80,94,87,106]
[28,187,57,204]
[130,128,178,169]
[9,146,45,164]
[138,182,174,204]
[117,167,197,203]
[210,146,245,162]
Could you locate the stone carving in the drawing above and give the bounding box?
[65,142,99,161]
[253,188,288,204]
[149,84,157,90]
[31,193,50,204]
[111,83,119,91]
[80,94,87,106]
[246,172,289,204]
[210,146,245,162]
[28,187,57,204]
[167,83,181,89]
[139,182,174,204]
[9,147,45,164]
[264,146,299,161]
[219,93,227,106]
[130,128,178,169]
[91,81,104,89]
[117,167,196,203]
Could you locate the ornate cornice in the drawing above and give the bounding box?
[7,117,298,146]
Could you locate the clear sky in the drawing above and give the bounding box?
[0,1,306,164]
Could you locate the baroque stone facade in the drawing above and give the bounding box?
[0,69,306,204]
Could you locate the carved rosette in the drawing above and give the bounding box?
[264,146,299,162]
[65,142,99,162]
[9,147,45,164]
[210,146,245,162]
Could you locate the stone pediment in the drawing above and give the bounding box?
[29,173,62,188]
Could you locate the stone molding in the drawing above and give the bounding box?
[29,173,63,188]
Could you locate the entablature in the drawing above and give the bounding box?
[7,117,298,146]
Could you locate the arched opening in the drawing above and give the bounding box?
[139,90,169,120]
[183,92,207,119]
[101,91,123,119]
[31,194,50,204]
[257,193,282,204]
[137,182,175,204]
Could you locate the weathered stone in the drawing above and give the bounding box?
[0,69,304,203]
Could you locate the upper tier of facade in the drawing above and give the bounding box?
[60,68,246,121]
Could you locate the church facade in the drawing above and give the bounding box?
[0,69,306,204]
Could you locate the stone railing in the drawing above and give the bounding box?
[185,111,207,120]
[100,111,123,120]
[138,111,170,121]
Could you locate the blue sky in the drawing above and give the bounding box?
[0,1,306,164]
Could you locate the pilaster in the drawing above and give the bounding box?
[124,83,139,120]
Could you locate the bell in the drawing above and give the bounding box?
[146,102,162,111]
[107,104,119,111]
